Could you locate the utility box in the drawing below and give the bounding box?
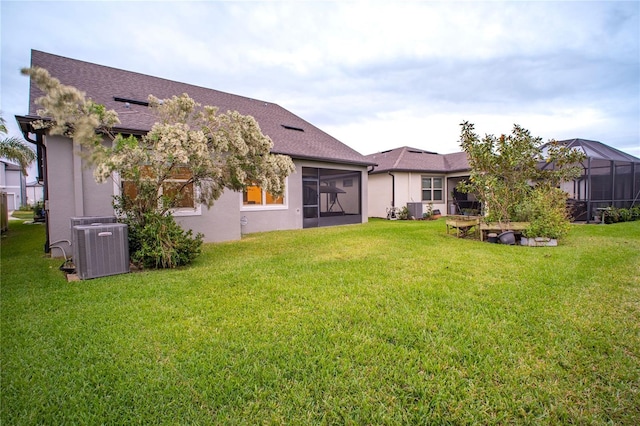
[72,223,129,280]
[407,202,423,219]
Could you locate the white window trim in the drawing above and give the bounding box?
[112,172,202,217]
[240,179,289,211]
[421,176,444,202]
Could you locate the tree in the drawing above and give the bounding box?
[457,121,585,234]
[0,115,36,175]
[22,66,296,267]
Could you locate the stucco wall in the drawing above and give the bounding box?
[368,173,393,218]
[175,191,241,243]
[368,171,452,219]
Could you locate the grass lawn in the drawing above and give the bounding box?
[2,218,639,424]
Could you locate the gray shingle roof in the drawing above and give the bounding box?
[27,50,373,166]
[550,139,640,163]
[366,146,470,174]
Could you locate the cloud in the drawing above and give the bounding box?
[1,0,638,164]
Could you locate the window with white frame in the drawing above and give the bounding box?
[422,176,443,201]
[242,181,287,208]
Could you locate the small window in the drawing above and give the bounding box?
[422,176,443,202]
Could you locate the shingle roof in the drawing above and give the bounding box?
[366,146,470,174]
[26,50,373,166]
[550,139,640,163]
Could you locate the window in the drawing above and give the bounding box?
[243,183,285,207]
[120,166,200,215]
[422,176,443,201]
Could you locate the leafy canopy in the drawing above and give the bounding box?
[457,121,585,235]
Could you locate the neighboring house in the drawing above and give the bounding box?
[17,50,374,257]
[365,147,474,219]
[26,180,44,206]
[0,160,26,211]
[367,140,640,222]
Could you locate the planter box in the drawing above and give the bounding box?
[520,237,558,247]
[479,222,530,241]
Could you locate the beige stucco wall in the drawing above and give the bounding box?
[368,171,459,219]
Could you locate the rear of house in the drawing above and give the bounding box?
[17,50,373,257]
[366,147,473,219]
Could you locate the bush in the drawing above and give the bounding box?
[521,187,571,239]
[604,206,640,224]
[125,212,203,269]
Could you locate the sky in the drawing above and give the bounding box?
[1,0,639,180]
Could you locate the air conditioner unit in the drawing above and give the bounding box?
[70,216,119,257]
[72,223,130,280]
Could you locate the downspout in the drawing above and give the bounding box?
[586,157,591,223]
[388,171,395,208]
[23,131,50,252]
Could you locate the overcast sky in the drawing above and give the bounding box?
[2,0,639,169]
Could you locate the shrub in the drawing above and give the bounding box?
[604,206,640,224]
[521,187,571,239]
[125,212,203,269]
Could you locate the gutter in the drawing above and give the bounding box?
[388,171,395,208]
[22,130,50,252]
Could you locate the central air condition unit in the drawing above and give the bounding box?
[72,223,130,280]
[70,216,118,248]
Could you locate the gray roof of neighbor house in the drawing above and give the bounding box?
[366,146,470,174]
[549,139,640,163]
[23,50,373,166]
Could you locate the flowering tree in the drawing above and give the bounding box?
[22,67,296,267]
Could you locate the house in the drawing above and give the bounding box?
[25,180,44,206]
[365,146,474,219]
[366,140,640,222]
[0,160,26,211]
[17,50,374,257]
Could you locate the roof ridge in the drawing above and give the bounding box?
[393,147,408,169]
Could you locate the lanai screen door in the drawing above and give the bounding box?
[302,167,362,228]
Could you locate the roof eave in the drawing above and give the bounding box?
[277,152,376,167]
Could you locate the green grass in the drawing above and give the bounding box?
[9,210,34,220]
[2,219,639,424]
